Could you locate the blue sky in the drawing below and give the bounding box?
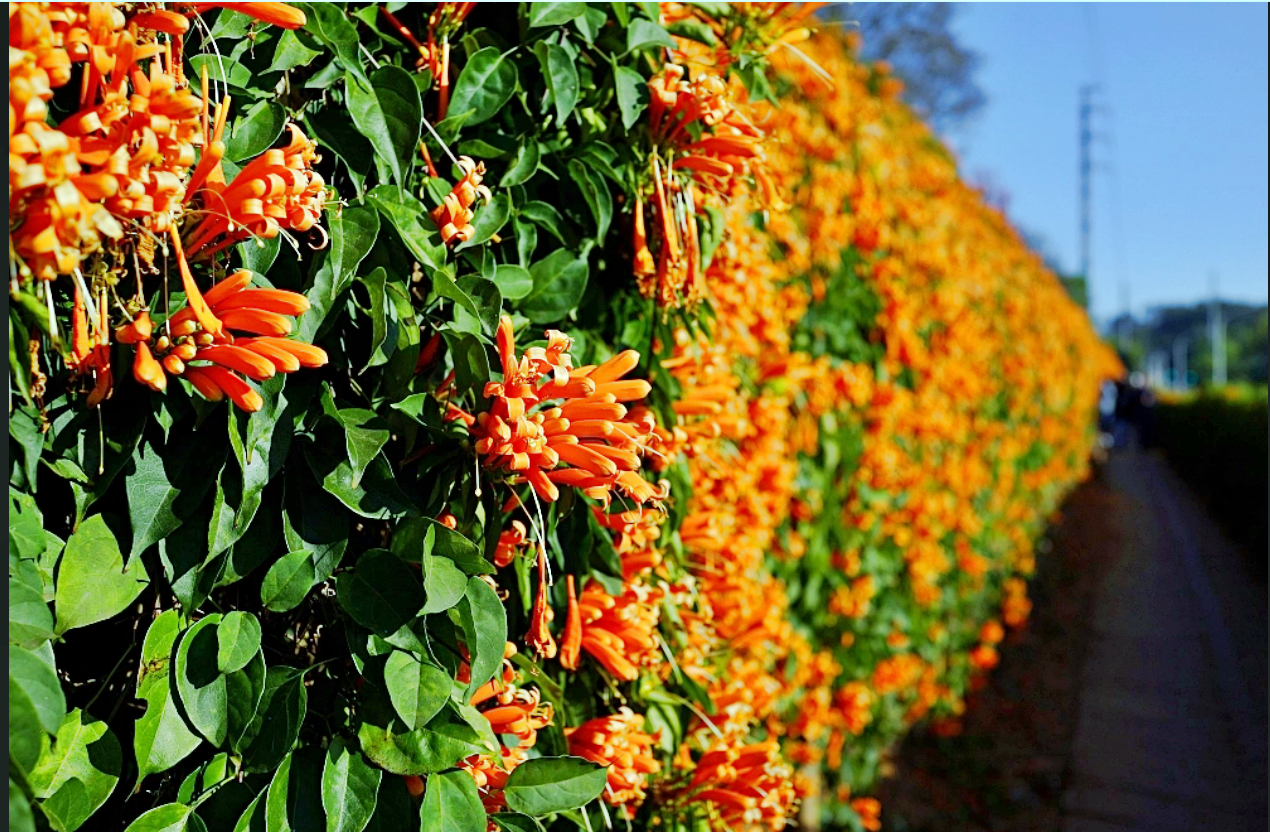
[938,3,1268,326]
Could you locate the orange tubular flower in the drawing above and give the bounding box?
[851,797,883,832]
[468,316,661,506]
[185,3,307,29]
[567,709,661,814]
[569,580,662,681]
[678,739,797,832]
[430,156,491,245]
[526,547,557,659]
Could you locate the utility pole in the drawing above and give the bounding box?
[1079,86,1094,288]
[1209,272,1226,387]
[1173,334,1188,390]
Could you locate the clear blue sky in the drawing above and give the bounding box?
[940,3,1268,326]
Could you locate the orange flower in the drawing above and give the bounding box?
[851,797,882,832]
[430,156,491,245]
[186,3,307,29]
[567,709,661,813]
[567,580,662,681]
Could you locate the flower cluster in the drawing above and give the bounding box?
[467,316,662,505]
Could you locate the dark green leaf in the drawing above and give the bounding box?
[337,550,425,637]
[53,516,148,636]
[612,65,649,130]
[492,265,534,301]
[334,409,391,490]
[304,111,373,198]
[226,101,287,163]
[391,519,494,576]
[225,651,267,753]
[500,139,540,188]
[457,578,506,699]
[455,193,513,252]
[520,250,589,324]
[419,769,485,832]
[10,673,44,776]
[517,201,567,244]
[502,757,608,815]
[260,550,316,613]
[448,47,517,126]
[362,776,411,832]
[347,66,422,187]
[270,29,322,73]
[9,646,63,735]
[357,713,487,776]
[535,43,580,123]
[367,186,447,271]
[327,207,381,307]
[625,18,675,52]
[384,652,451,730]
[124,436,216,561]
[240,668,307,773]
[134,612,201,787]
[188,55,254,90]
[528,2,587,27]
[10,779,35,832]
[263,749,324,832]
[217,612,262,674]
[567,160,612,239]
[174,616,229,747]
[305,3,368,84]
[9,406,41,490]
[307,443,416,520]
[321,739,381,832]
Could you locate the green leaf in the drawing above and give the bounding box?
[384,652,451,730]
[391,519,494,576]
[500,139,540,188]
[518,201,568,244]
[447,47,517,126]
[567,160,612,239]
[233,792,267,832]
[260,550,316,613]
[9,646,64,736]
[502,757,608,815]
[362,776,411,832]
[443,332,491,397]
[124,436,217,560]
[307,443,417,520]
[10,673,45,776]
[457,578,507,699]
[226,101,287,163]
[305,3,368,85]
[367,186,447,271]
[9,406,41,490]
[29,709,120,832]
[321,740,381,832]
[489,814,544,832]
[10,779,36,832]
[9,579,53,649]
[347,66,421,187]
[217,612,262,674]
[240,668,307,774]
[521,250,589,324]
[329,408,391,489]
[134,612,201,787]
[283,466,349,584]
[225,651,268,753]
[452,276,501,338]
[337,550,425,637]
[528,2,587,27]
[535,43,580,123]
[419,769,485,832]
[328,207,381,307]
[263,749,325,832]
[188,55,254,90]
[53,516,148,636]
[121,803,202,832]
[455,193,513,252]
[625,18,675,52]
[305,111,373,198]
[612,65,649,130]
[357,713,487,776]
[270,29,323,73]
[492,265,534,301]
[174,616,229,747]
[421,556,468,616]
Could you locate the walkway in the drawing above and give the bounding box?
[1062,446,1267,832]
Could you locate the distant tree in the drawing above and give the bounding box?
[829,3,986,133]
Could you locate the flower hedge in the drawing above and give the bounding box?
[7,4,1122,832]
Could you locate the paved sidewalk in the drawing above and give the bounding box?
[1061,447,1268,832]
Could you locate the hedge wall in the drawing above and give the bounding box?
[7,4,1121,832]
